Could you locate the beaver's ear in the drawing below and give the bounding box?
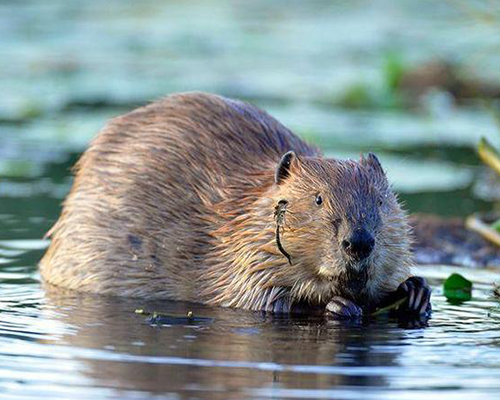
[361,152,384,175]
[275,151,296,184]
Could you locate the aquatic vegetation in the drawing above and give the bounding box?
[478,137,500,178]
[471,116,500,243]
[443,273,472,302]
[331,53,409,110]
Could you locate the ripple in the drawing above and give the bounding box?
[0,240,49,251]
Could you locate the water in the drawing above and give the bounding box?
[2,0,500,398]
[1,254,500,399]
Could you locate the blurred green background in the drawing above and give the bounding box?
[2,0,500,242]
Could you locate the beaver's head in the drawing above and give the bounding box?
[272,151,412,305]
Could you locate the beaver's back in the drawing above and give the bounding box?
[40,92,318,299]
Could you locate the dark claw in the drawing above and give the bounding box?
[413,288,423,310]
[418,287,431,315]
[268,297,290,313]
[397,276,432,315]
[326,296,363,319]
[407,281,415,309]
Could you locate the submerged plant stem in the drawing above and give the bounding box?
[465,214,500,247]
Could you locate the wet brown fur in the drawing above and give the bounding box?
[40,92,412,311]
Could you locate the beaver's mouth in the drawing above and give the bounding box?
[334,261,370,302]
[317,259,371,302]
[345,265,369,287]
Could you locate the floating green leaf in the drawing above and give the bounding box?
[443,273,472,302]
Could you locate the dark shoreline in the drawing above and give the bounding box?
[411,214,500,268]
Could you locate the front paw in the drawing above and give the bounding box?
[397,276,432,315]
[325,296,363,319]
[266,298,323,315]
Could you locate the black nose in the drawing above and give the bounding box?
[342,229,375,260]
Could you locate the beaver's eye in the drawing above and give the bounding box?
[315,194,323,206]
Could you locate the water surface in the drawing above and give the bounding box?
[1,250,500,399]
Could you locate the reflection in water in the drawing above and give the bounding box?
[0,243,500,399]
[41,288,407,397]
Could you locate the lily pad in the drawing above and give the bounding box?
[443,273,472,302]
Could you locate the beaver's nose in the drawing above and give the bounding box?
[341,229,375,260]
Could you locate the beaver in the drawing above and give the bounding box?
[40,92,431,318]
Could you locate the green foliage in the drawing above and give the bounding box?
[383,52,406,92]
[19,101,44,120]
[443,273,472,302]
[334,52,408,110]
[336,83,377,109]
